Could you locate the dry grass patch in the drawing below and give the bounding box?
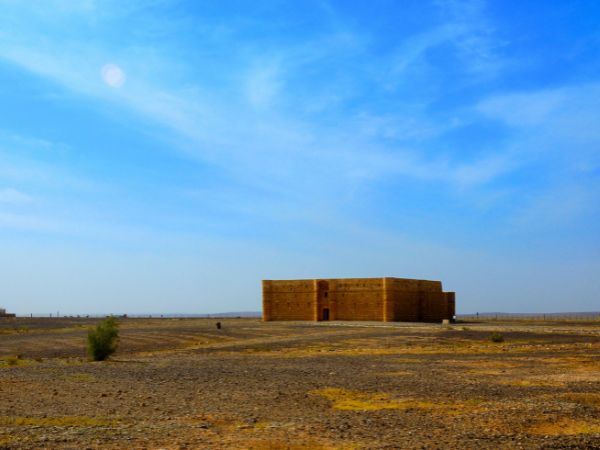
[542,372,600,384]
[258,338,569,359]
[539,356,595,365]
[0,416,119,427]
[65,373,97,383]
[0,327,29,335]
[442,359,521,375]
[233,331,588,359]
[133,349,186,358]
[529,417,600,435]
[340,338,390,346]
[56,358,87,366]
[248,343,490,358]
[394,358,421,363]
[444,359,520,369]
[0,435,17,446]
[244,439,356,450]
[538,356,600,374]
[561,393,600,407]
[380,370,413,377]
[311,388,480,414]
[499,378,564,388]
[492,356,600,386]
[0,355,36,368]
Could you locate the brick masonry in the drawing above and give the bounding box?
[262,277,455,323]
[0,308,16,318]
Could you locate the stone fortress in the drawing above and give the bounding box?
[0,308,15,318]
[262,277,455,322]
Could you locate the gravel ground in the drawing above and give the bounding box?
[1,318,600,449]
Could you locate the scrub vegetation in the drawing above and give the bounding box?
[86,317,119,361]
[0,317,599,448]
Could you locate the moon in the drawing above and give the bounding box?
[101,63,126,88]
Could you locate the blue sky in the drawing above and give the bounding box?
[0,0,599,315]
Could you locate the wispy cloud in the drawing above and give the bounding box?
[0,212,59,232]
[0,188,32,204]
[478,83,600,141]
[0,0,534,259]
[0,5,512,201]
[388,26,460,79]
[244,63,282,109]
[0,2,593,234]
[435,0,506,73]
[381,0,506,93]
[475,82,600,228]
[477,83,600,167]
[452,154,514,188]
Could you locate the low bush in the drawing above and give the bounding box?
[87,317,119,361]
[490,332,505,343]
[6,356,19,366]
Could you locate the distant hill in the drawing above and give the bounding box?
[459,311,600,316]
[22,312,263,318]
[127,311,263,318]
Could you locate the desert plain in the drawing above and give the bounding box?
[1,317,600,449]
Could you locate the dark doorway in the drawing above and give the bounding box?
[322,308,330,321]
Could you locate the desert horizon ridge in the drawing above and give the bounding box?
[5,311,600,318]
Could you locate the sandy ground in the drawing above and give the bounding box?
[1,317,600,449]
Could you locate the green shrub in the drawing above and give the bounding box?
[6,356,19,366]
[490,332,504,343]
[87,317,119,361]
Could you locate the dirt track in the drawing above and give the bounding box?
[1,317,600,449]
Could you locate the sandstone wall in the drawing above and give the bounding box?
[445,292,456,319]
[329,278,384,321]
[389,291,420,322]
[386,278,442,292]
[329,278,384,291]
[333,291,384,321]
[263,278,454,322]
[419,292,450,322]
[262,280,315,321]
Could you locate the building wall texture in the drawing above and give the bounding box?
[262,277,455,323]
[0,308,16,318]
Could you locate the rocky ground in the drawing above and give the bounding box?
[1,317,600,449]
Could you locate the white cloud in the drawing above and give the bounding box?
[477,88,568,126]
[0,212,59,231]
[389,26,460,78]
[475,83,600,227]
[476,83,600,161]
[383,0,506,91]
[434,0,506,74]
[452,155,513,187]
[245,63,281,109]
